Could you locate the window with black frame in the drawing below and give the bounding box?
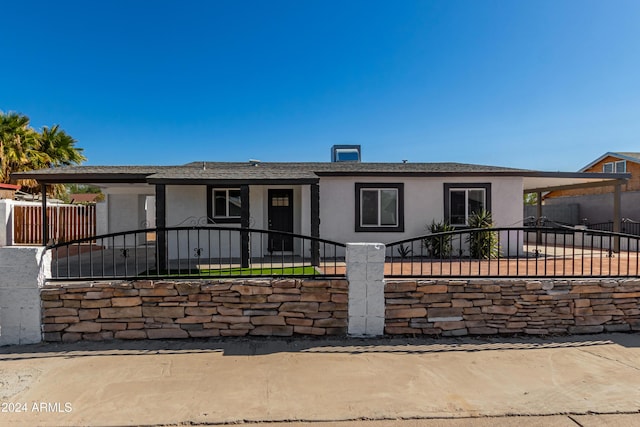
[207,187,241,223]
[355,183,404,232]
[444,183,491,227]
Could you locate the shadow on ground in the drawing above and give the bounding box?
[1,333,638,361]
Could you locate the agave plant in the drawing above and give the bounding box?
[467,210,500,259]
[396,244,413,259]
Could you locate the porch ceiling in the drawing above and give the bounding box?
[522,172,630,193]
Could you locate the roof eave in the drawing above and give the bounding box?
[10,172,153,184]
[146,178,320,185]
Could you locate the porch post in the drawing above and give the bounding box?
[536,191,542,244]
[155,184,167,273]
[311,182,320,266]
[41,183,48,246]
[613,183,621,252]
[240,185,250,268]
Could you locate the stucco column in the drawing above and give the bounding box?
[0,246,51,345]
[346,243,385,337]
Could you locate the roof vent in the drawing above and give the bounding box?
[331,145,361,162]
[249,159,261,166]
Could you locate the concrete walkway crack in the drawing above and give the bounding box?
[577,348,640,372]
[568,414,585,426]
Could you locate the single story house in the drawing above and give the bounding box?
[13,157,629,262]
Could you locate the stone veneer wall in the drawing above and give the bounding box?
[42,279,348,342]
[385,279,640,336]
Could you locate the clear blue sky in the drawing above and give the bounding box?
[2,1,639,171]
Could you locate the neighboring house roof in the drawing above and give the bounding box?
[580,152,640,172]
[69,193,101,203]
[11,161,630,193]
[0,183,21,190]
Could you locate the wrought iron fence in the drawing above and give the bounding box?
[587,220,640,236]
[47,226,346,281]
[386,226,640,278]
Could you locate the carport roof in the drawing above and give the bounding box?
[10,161,629,191]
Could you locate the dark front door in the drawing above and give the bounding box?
[268,189,294,252]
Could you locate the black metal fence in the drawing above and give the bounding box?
[385,226,640,278]
[587,220,640,236]
[47,226,346,281]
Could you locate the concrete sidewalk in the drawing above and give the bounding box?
[1,334,639,426]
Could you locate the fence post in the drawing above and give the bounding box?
[0,247,51,345]
[346,242,385,337]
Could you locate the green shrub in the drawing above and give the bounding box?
[467,210,500,259]
[424,220,454,258]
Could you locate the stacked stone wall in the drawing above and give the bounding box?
[385,279,640,336]
[42,279,348,342]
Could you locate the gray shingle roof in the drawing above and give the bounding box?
[11,160,630,193]
[615,152,640,161]
[13,161,530,184]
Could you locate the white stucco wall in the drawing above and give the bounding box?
[166,185,207,226]
[101,185,155,247]
[318,176,524,249]
[164,185,311,260]
[96,200,108,236]
[160,177,524,260]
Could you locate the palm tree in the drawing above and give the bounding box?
[0,111,85,195]
[38,124,86,168]
[0,112,35,182]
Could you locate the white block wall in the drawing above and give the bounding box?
[347,243,386,336]
[0,247,50,345]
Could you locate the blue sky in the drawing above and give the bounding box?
[2,1,639,170]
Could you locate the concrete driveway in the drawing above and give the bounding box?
[1,334,639,426]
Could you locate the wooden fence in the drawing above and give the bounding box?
[13,204,96,245]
